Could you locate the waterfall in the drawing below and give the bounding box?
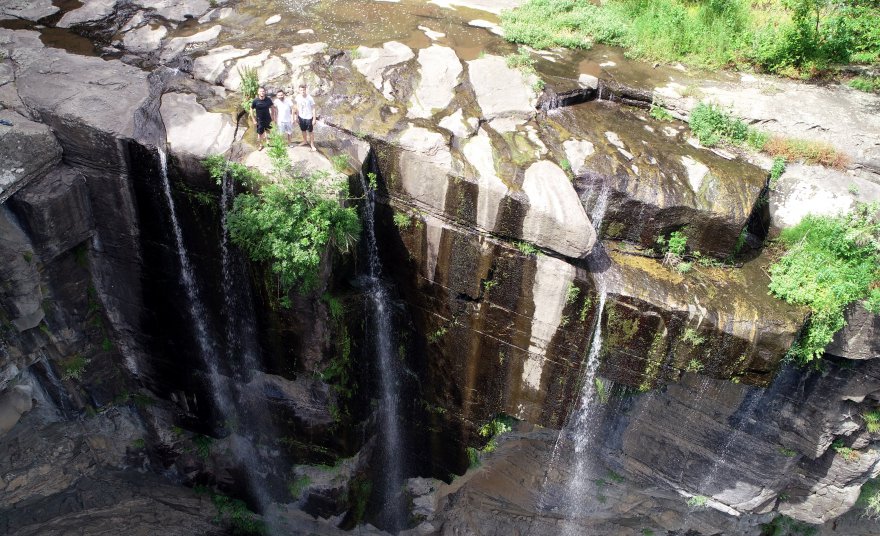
[682,388,764,523]
[359,172,406,531]
[157,148,230,416]
[535,187,614,532]
[157,148,274,527]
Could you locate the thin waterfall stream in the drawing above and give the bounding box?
[359,172,407,531]
[157,148,274,527]
[536,185,613,532]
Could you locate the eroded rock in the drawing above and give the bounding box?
[0,110,62,204]
[160,92,236,158]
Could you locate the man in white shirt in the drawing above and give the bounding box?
[294,84,318,151]
[272,89,295,146]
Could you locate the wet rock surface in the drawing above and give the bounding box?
[1,1,879,535]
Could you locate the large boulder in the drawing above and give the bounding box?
[0,110,62,204]
[7,165,94,262]
[827,304,880,361]
[551,101,767,258]
[160,92,236,158]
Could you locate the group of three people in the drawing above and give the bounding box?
[251,84,318,151]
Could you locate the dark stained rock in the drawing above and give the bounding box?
[827,303,880,361]
[548,101,767,258]
[0,110,62,204]
[8,165,94,262]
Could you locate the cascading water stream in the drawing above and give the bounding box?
[359,173,406,531]
[157,148,230,417]
[680,388,764,527]
[536,185,613,532]
[157,149,273,525]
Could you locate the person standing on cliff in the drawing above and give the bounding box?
[251,86,273,151]
[272,88,295,146]
[294,83,318,152]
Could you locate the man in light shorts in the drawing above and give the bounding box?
[272,89,295,146]
[294,84,318,151]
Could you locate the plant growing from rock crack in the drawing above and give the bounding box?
[238,66,259,115]
[862,410,880,433]
[681,328,705,347]
[515,241,539,256]
[60,354,91,381]
[769,157,786,189]
[656,230,688,270]
[393,211,412,230]
[858,478,880,519]
[211,493,266,535]
[650,105,673,121]
[768,202,880,363]
[832,439,860,462]
[687,495,708,508]
[685,358,704,373]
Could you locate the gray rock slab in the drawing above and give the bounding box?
[160,92,236,158]
[522,160,596,258]
[467,55,537,132]
[352,41,414,99]
[57,0,117,28]
[769,163,880,232]
[7,164,93,262]
[827,304,880,361]
[132,0,210,22]
[160,24,221,61]
[224,49,270,90]
[0,110,62,204]
[121,23,167,53]
[657,74,880,169]
[0,0,58,21]
[408,45,462,119]
[0,206,43,331]
[281,42,328,84]
[192,44,251,85]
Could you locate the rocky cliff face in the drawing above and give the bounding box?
[1,2,879,535]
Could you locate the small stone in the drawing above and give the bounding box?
[265,14,280,25]
[297,29,315,34]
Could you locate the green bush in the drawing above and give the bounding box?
[204,135,361,301]
[768,203,880,363]
[849,76,880,93]
[858,478,880,519]
[238,67,260,115]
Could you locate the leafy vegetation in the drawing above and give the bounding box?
[687,494,708,508]
[768,203,880,362]
[761,514,818,536]
[688,103,847,168]
[203,134,361,303]
[857,478,880,519]
[211,493,266,535]
[689,102,765,149]
[501,0,880,77]
[769,156,787,188]
[862,410,880,433]
[60,354,91,381]
[238,66,260,115]
[515,241,539,256]
[849,75,880,93]
[505,47,544,91]
[649,104,674,121]
[832,439,860,461]
[393,211,412,230]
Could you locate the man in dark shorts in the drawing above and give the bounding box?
[294,84,318,151]
[251,86,273,150]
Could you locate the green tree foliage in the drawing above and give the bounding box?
[768,203,880,362]
[501,0,880,75]
[203,134,361,303]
